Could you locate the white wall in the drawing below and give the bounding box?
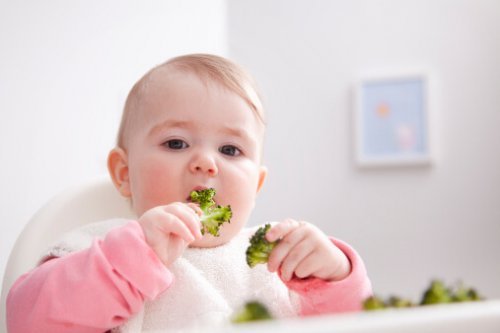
[0,0,227,296]
[228,0,500,300]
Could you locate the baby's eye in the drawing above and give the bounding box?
[219,145,241,157]
[164,139,189,150]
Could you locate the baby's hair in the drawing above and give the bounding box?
[117,54,265,148]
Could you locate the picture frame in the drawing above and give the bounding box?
[354,72,432,167]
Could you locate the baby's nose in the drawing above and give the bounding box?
[190,154,218,176]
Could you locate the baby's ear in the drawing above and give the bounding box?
[107,147,131,198]
[257,165,268,193]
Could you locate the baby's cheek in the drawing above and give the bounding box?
[229,188,256,227]
[133,162,179,212]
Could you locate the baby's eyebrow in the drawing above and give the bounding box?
[221,126,247,138]
[220,126,257,145]
[149,119,192,136]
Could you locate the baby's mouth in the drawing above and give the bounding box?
[186,186,210,202]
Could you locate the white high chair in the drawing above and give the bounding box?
[3,179,500,333]
[0,177,135,333]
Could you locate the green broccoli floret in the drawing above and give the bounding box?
[385,296,414,308]
[231,301,273,323]
[451,282,483,302]
[363,295,414,311]
[190,188,232,237]
[364,279,484,311]
[362,295,386,311]
[420,280,452,305]
[461,288,481,301]
[246,224,279,268]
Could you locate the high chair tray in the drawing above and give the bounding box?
[212,300,500,333]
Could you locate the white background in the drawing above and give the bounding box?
[228,0,500,300]
[1,0,499,307]
[0,0,227,293]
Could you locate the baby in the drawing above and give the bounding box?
[7,54,372,332]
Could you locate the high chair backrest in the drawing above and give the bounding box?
[0,176,135,333]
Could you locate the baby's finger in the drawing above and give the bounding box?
[279,238,315,281]
[267,226,306,273]
[164,235,186,262]
[293,252,320,280]
[151,233,186,267]
[155,212,195,243]
[186,202,203,217]
[310,265,337,281]
[266,219,304,242]
[164,203,203,239]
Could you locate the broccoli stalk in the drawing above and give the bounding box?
[231,301,273,323]
[246,224,279,268]
[189,188,232,237]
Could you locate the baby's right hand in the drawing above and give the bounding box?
[138,202,203,267]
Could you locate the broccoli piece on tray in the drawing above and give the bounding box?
[452,284,482,302]
[246,224,279,268]
[420,280,452,305]
[421,280,483,305]
[232,301,273,323]
[386,296,414,308]
[363,279,484,311]
[362,295,387,310]
[190,188,232,237]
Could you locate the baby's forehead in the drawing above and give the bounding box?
[120,59,266,149]
[135,67,237,116]
[137,66,263,122]
[142,65,229,98]
[130,67,265,133]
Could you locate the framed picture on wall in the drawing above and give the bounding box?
[354,72,432,167]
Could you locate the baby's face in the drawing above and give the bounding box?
[123,70,266,247]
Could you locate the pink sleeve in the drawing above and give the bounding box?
[6,221,173,333]
[283,238,372,316]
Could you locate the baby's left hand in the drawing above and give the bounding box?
[266,219,351,282]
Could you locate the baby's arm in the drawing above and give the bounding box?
[266,220,372,314]
[7,221,172,333]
